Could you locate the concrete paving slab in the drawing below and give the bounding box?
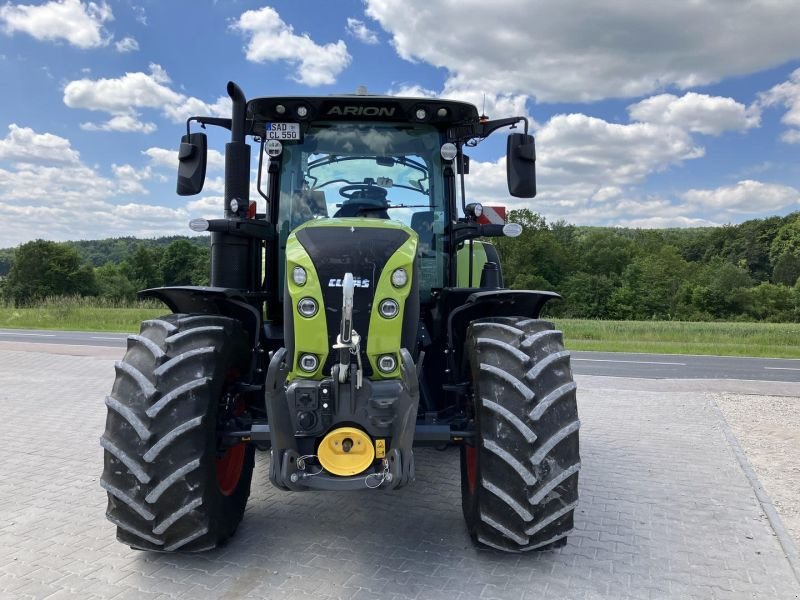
[0,349,798,599]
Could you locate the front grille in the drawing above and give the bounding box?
[295,226,409,375]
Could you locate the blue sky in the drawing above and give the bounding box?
[0,0,799,246]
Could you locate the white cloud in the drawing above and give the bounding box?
[81,114,156,133]
[0,0,112,49]
[143,147,225,172]
[682,180,800,215]
[114,35,138,53]
[346,18,378,44]
[759,67,800,143]
[112,163,152,195]
[628,92,760,135]
[366,0,800,103]
[781,130,800,144]
[0,124,80,164]
[63,64,230,133]
[64,63,180,114]
[161,95,231,124]
[447,110,715,226]
[132,5,146,26]
[233,6,351,86]
[615,215,719,228]
[186,195,224,218]
[535,113,703,190]
[0,128,195,246]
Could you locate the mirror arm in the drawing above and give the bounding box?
[447,116,528,143]
[452,222,505,245]
[185,116,233,137]
[203,218,276,240]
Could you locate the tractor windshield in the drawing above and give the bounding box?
[276,122,447,294]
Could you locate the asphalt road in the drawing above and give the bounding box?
[1,327,798,383]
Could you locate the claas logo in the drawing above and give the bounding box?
[328,278,370,288]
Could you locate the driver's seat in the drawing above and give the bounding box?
[333,199,390,219]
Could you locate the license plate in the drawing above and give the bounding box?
[265,122,300,140]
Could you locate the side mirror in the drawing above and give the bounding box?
[507,133,536,198]
[176,132,207,196]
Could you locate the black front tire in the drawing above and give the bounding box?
[100,314,255,552]
[461,317,580,552]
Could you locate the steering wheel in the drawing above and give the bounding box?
[338,183,388,201]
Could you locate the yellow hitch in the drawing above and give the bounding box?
[317,427,376,476]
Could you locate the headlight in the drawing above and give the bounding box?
[297,297,318,317]
[299,354,318,372]
[378,354,397,373]
[292,266,307,286]
[378,299,399,319]
[391,268,407,288]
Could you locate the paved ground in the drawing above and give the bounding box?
[1,347,799,599]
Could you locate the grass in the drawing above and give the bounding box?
[556,318,800,358]
[0,297,797,358]
[0,296,164,333]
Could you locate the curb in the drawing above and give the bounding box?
[709,394,800,584]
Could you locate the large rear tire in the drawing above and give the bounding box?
[460,317,580,552]
[100,314,255,552]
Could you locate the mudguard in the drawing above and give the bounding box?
[139,285,262,349]
[444,288,560,375]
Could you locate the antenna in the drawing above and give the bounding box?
[480,93,489,123]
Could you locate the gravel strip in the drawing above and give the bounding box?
[715,392,800,545]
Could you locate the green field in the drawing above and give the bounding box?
[558,319,800,358]
[0,298,797,358]
[0,297,164,333]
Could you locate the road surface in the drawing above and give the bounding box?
[0,327,798,382]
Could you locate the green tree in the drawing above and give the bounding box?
[576,230,637,277]
[96,263,137,302]
[772,253,800,286]
[558,272,617,318]
[124,245,162,289]
[159,240,208,286]
[3,240,97,304]
[680,259,753,318]
[496,210,574,289]
[743,282,796,321]
[770,214,800,264]
[609,246,689,319]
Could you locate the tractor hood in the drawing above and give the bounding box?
[284,218,419,380]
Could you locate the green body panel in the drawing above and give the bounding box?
[285,232,328,380]
[285,217,418,381]
[292,216,415,233]
[366,231,418,378]
[457,240,489,287]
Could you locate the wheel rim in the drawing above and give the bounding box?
[465,445,477,495]
[216,443,245,496]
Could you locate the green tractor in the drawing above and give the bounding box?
[100,82,580,553]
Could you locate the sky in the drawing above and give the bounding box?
[0,0,799,247]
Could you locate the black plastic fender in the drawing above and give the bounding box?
[139,286,261,349]
[445,289,560,376]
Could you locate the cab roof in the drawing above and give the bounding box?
[246,94,481,137]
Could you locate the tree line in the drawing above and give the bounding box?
[494,210,800,322]
[0,238,209,304]
[1,210,798,321]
